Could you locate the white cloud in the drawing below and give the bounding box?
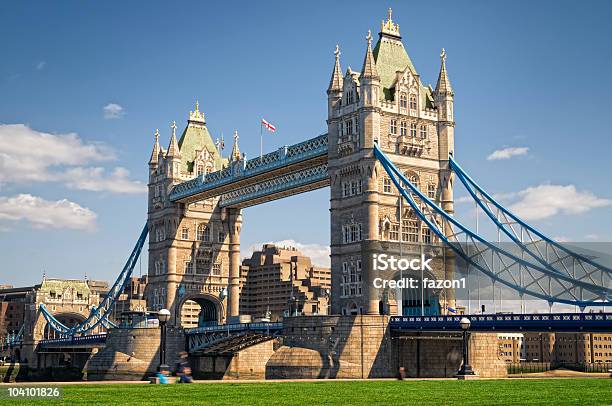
[487,146,529,161]
[36,61,46,71]
[245,240,330,268]
[0,124,114,183]
[0,194,96,231]
[508,184,612,221]
[0,124,144,194]
[63,167,146,194]
[103,103,124,119]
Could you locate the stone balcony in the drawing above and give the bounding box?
[397,135,428,157]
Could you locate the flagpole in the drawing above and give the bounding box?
[260,120,263,161]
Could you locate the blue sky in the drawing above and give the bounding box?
[0,0,611,287]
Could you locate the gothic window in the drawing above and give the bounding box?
[154,185,160,197]
[184,261,193,274]
[390,119,397,135]
[406,220,419,242]
[406,173,419,191]
[390,224,399,241]
[197,224,205,240]
[422,227,432,244]
[400,93,407,109]
[212,263,221,275]
[350,181,357,196]
[400,121,407,136]
[197,164,204,176]
[181,227,189,240]
[206,166,213,174]
[428,184,436,199]
[410,123,417,138]
[342,274,349,297]
[357,180,362,194]
[409,93,417,110]
[346,119,353,135]
[341,260,362,297]
[343,182,350,197]
[350,225,358,242]
[218,231,225,243]
[343,223,363,244]
[420,125,427,139]
[383,177,392,194]
[347,89,354,104]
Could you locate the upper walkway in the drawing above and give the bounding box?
[169,134,329,207]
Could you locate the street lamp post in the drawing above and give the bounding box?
[457,317,475,377]
[157,308,171,372]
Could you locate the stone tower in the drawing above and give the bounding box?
[327,9,456,316]
[146,102,243,326]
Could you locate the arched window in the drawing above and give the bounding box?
[197,223,206,240]
[197,164,204,176]
[409,93,417,110]
[400,93,407,109]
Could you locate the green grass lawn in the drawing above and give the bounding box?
[1,379,610,405]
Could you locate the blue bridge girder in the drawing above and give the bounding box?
[390,313,612,333]
[169,134,329,207]
[185,322,283,355]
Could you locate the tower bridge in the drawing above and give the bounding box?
[7,8,611,380]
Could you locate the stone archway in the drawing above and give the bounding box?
[177,294,223,328]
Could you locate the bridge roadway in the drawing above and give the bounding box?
[32,313,612,354]
[168,134,329,207]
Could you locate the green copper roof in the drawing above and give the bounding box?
[178,123,222,173]
[40,279,91,295]
[373,36,416,100]
[373,35,435,109]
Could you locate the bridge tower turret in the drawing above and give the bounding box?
[146,102,236,327]
[328,9,456,316]
[434,48,455,217]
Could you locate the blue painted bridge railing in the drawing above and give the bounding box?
[390,313,612,333]
[37,334,107,348]
[185,322,283,335]
[185,322,283,354]
[169,134,328,202]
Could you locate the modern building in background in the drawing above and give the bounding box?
[240,244,331,321]
[523,332,612,364]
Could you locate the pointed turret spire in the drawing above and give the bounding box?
[149,129,161,166]
[380,7,401,38]
[230,130,241,162]
[188,99,205,125]
[327,44,343,93]
[166,120,181,158]
[361,30,379,79]
[435,48,453,95]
